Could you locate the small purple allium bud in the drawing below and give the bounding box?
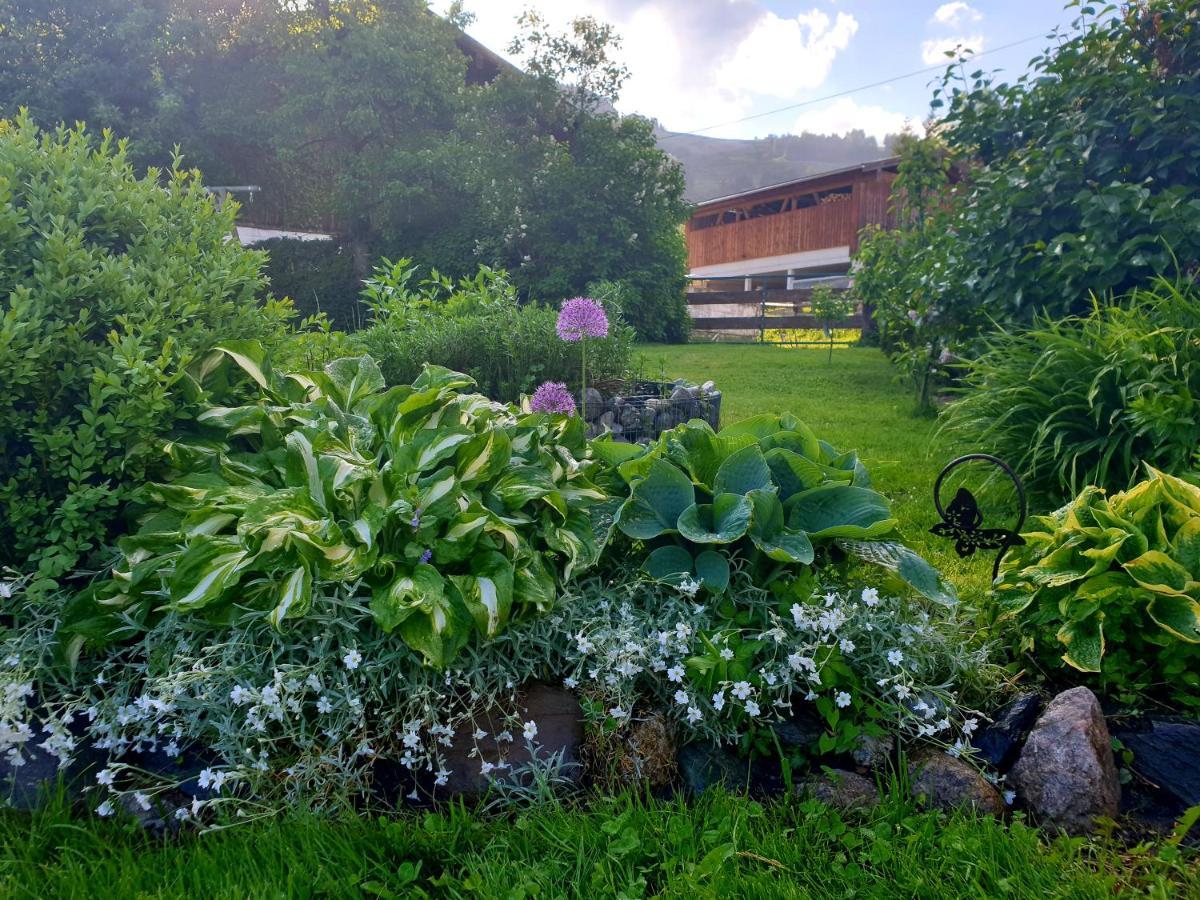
[556,297,609,342]
[530,381,577,416]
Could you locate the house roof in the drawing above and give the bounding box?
[694,156,901,209]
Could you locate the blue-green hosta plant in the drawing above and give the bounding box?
[65,344,608,666]
[592,413,954,604]
[995,467,1200,710]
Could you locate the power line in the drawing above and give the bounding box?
[656,29,1058,142]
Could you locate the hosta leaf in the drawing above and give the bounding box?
[1172,518,1200,574]
[169,538,251,611]
[371,563,447,633]
[417,466,460,516]
[662,421,722,487]
[591,436,648,468]
[694,550,730,593]
[456,428,512,484]
[1058,613,1104,672]
[787,484,896,540]
[837,539,958,606]
[284,431,327,511]
[322,355,386,410]
[747,489,814,564]
[209,340,273,391]
[413,365,476,393]
[399,589,473,669]
[410,426,474,473]
[514,554,557,613]
[1124,550,1191,594]
[717,414,783,442]
[759,419,820,460]
[677,493,753,544]
[268,565,313,628]
[644,545,694,581]
[765,448,831,501]
[433,508,490,563]
[1147,594,1200,643]
[713,444,771,496]
[453,552,514,638]
[492,466,556,509]
[616,459,695,539]
[546,509,600,577]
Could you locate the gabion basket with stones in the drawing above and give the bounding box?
[582,379,721,442]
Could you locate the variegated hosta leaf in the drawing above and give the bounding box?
[545,509,601,578]
[451,552,515,638]
[269,565,313,628]
[1058,613,1104,673]
[168,537,254,611]
[370,563,448,633]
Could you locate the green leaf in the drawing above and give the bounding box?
[677,493,753,544]
[1172,519,1200,574]
[371,563,447,633]
[210,340,273,391]
[712,444,772,496]
[453,552,514,638]
[413,365,476,393]
[644,545,694,581]
[747,489,814,564]
[1147,594,1200,643]
[169,537,251,611]
[410,426,474,473]
[268,565,313,628]
[616,459,695,539]
[1124,550,1191,594]
[694,550,731,593]
[546,509,602,578]
[787,484,897,540]
[322,355,386,409]
[456,428,512,484]
[590,435,648,467]
[1058,614,1104,672]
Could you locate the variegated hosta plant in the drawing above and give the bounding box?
[592,413,955,605]
[995,466,1200,709]
[65,343,607,666]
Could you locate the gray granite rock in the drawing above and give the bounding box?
[909,752,1006,816]
[798,769,879,811]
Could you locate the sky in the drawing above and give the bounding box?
[431,1,1083,145]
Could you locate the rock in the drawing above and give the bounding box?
[598,411,615,431]
[909,752,1006,815]
[581,388,604,419]
[700,380,716,395]
[0,715,105,810]
[972,693,1043,771]
[670,386,691,402]
[1009,687,1120,834]
[1110,717,1200,809]
[798,769,879,811]
[852,734,894,769]
[433,683,584,798]
[676,742,749,796]
[772,710,822,751]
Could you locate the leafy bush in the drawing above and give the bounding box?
[587,276,690,345]
[257,238,363,330]
[67,346,608,667]
[594,413,955,605]
[995,467,1200,710]
[355,261,633,401]
[941,277,1200,503]
[0,114,293,584]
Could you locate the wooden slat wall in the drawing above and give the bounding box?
[690,315,864,330]
[686,200,856,270]
[687,288,848,306]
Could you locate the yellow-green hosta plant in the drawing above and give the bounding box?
[64,343,608,667]
[995,467,1200,710]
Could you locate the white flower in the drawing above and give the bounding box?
[686,706,703,723]
[935,718,951,733]
[522,721,538,742]
[674,622,692,640]
[563,676,578,689]
[480,760,495,776]
[961,717,979,737]
[731,681,752,700]
[228,685,248,705]
[174,807,189,821]
[894,684,911,700]
[744,700,761,717]
[96,800,114,818]
[887,650,904,666]
[133,793,151,811]
[3,654,18,667]
[712,691,726,711]
[608,706,628,720]
[674,690,690,706]
[96,769,115,787]
[1003,789,1016,806]
[666,665,685,683]
[677,577,701,599]
[719,647,735,661]
[839,639,856,654]
[316,696,333,714]
[763,672,777,686]
[835,691,852,708]
[575,633,594,654]
[342,649,363,671]
[861,587,880,607]
[473,729,488,740]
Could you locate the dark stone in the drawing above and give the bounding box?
[972,693,1043,771]
[429,682,584,799]
[909,752,1006,816]
[798,769,879,811]
[676,742,749,796]
[1111,717,1200,809]
[772,709,822,750]
[0,714,105,810]
[1010,687,1120,834]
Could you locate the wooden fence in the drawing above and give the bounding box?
[686,285,864,344]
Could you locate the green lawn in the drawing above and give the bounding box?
[2,343,1195,898]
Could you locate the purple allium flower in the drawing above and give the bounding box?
[530,381,577,416]
[556,297,609,342]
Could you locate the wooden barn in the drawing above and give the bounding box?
[683,157,899,338]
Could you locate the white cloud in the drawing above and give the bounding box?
[921,34,985,65]
[717,10,859,99]
[931,2,983,28]
[793,97,914,144]
[435,2,861,135]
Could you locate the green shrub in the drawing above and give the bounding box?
[257,238,363,330]
[587,275,690,345]
[995,467,1200,710]
[0,115,293,584]
[940,277,1200,504]
[355,261,633,401]
[66,346,608,667]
